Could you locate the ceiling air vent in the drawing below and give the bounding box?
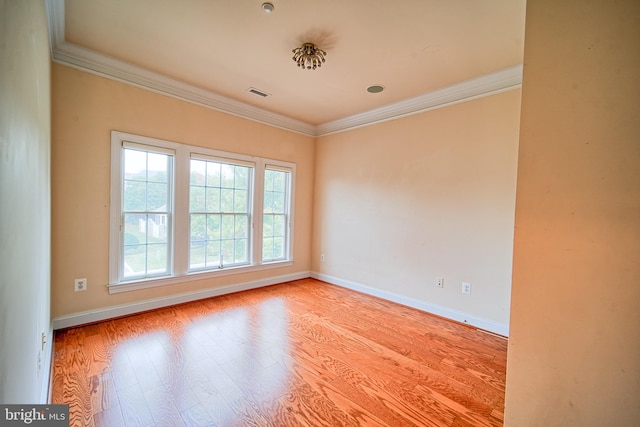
[247,87,271,98]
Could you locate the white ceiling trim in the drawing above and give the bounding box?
[317,66,522,136]
[46,0,521,138]
[45,0,316,137]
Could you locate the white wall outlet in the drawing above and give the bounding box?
[320,254,325,262]
[74,278,87,292]
[436,277,444,288]
[462,281,471,295]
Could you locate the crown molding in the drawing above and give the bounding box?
[46,0,521,138]
[316,65,522,136]
[45,0,316,137]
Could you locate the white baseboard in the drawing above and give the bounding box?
[52,271,310,330]
[52,270,509,337]
[311,272,509,337]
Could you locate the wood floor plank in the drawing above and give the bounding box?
[89,370,118,414]
[51,278,507,426]
[93,404,125,427]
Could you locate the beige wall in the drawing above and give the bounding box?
[313,90,521,329]
[51,64,314,318]
[504,0,640,425]
[0,0,51,403]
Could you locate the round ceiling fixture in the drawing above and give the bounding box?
[262,2,274,13]
[367,85,385,94]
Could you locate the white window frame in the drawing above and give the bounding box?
[188,153,254,271]
[109,131,295,294]
[262,164,294,263]
[118,140,175,281]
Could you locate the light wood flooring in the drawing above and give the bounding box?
[51,278,507,426]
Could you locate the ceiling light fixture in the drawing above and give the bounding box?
[261,3,274,13]
[367,85,385,94]
[292,43,326,70]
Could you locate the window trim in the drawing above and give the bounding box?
[109,131,295,294]
[262,165,293,262]
[187,156,254,271]
[120,142,175,281]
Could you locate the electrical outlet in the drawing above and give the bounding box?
[462,281,471,295]
[320,254,325,262]
[74,278,87,292]
[436,277,444,288]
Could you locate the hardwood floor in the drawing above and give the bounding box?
[51,278,507,426]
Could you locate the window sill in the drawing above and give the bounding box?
[108,260,293,294]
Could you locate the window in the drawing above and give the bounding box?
[109,131,294,293]
[262,167,290,262]
[121,143,173,280]
[189,157,251,270]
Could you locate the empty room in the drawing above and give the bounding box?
[1,0,638,426]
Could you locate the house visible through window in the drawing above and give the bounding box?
[122,142,173,280]
[109,131,295,293]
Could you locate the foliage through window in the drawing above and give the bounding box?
[263,168,290,262]
[189,158,251,270]
[109,131,294,291]
[122,143,173,279]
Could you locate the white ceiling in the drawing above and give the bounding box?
[47,0,526,136]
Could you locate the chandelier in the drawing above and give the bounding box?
[292,43,326,70]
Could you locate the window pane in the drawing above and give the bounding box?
[190,186,205,212]
[234,189,247,213]
[273,237,284,259]
[220,189,233,212]
[235,239,247,263]
[147,214,168,243]
[206,241,220,268]
[124,181,146,211]
[123,244,146,278]
[207,214,221,241]
[221,239,234,264]
[273,191,285,213]
[124,213,147,244]
[190,214,206,242]
[263,191,274,213]
[124,149,147,180]
[263,237,273,260]
[190,160,206,186]
[147,182,168,211]
[206,162,220,187]
[273,215,285,237]
[147,243,168,274]
[147,153,168,183]
[264,169,275,191]
[235,166,249,189]
[190,242,205,269]
[205,187,220,212]
[235,216,248,238]
[221,215,234,239]
[274,170,287,188]
[263,214,273,238]
[221,164,234,188]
